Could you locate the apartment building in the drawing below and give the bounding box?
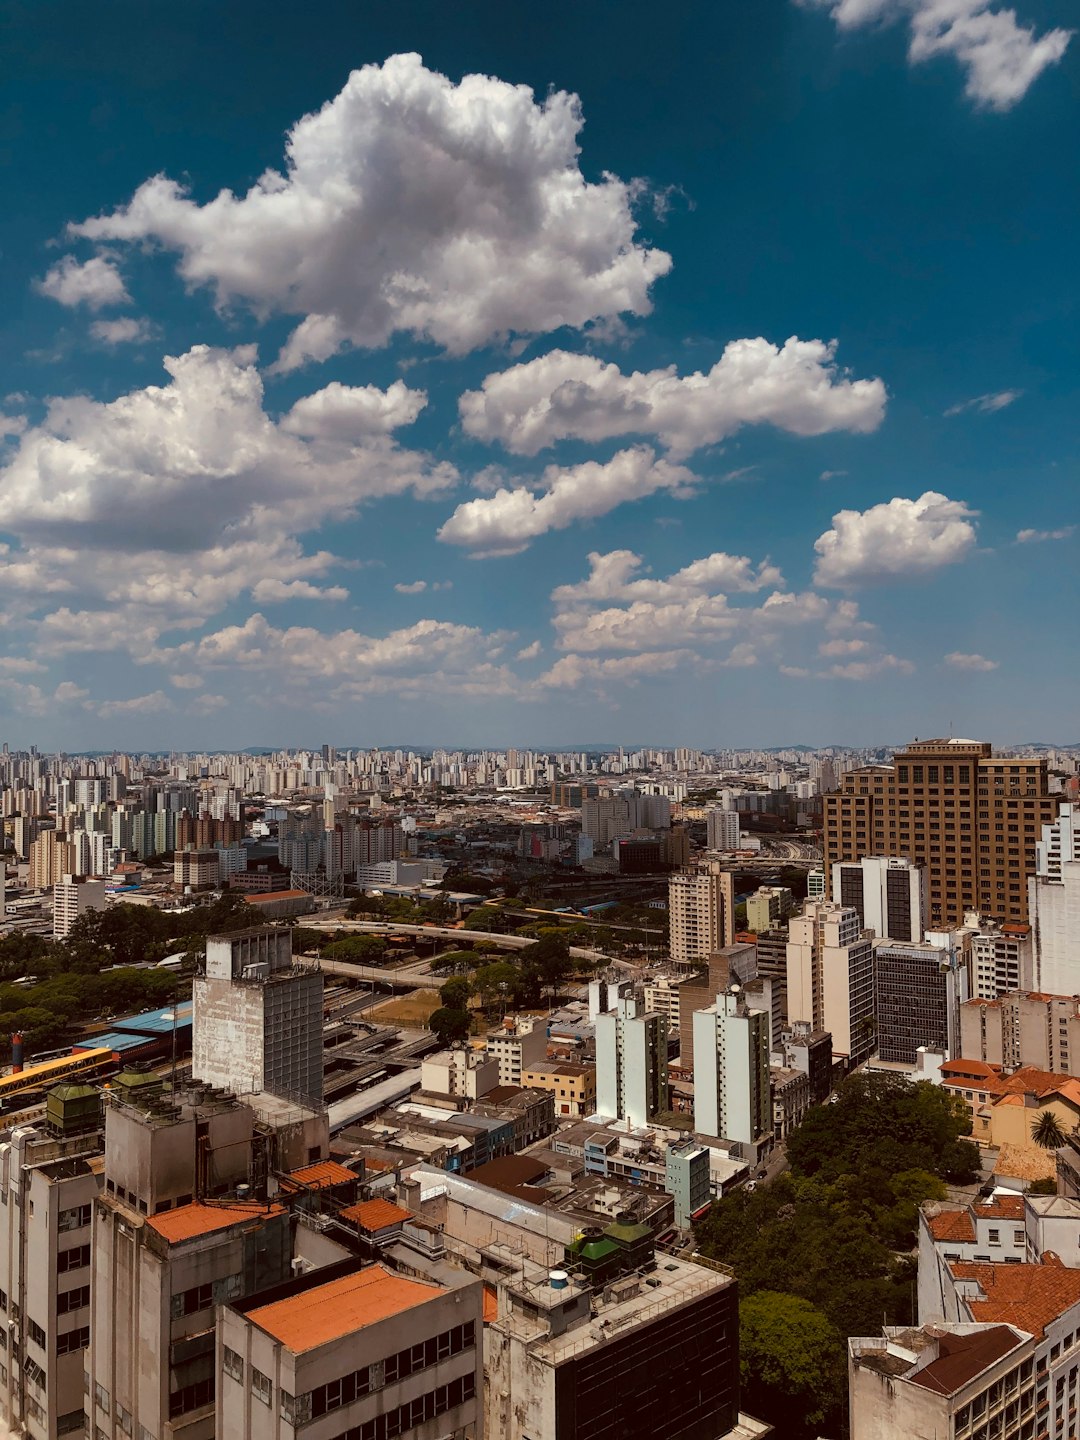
[823,739,1058,929]
[669,861,736,965]
[52,874,107,940]
[485,1015,548,1087]
[519,1062,597,1118]
[1030,803,1080,995]
[786,902,875,1067]
[959,992,1080,1074]
[692,990,771,1151]
[595,994,669,1128]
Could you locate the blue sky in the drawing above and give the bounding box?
[0,0,1076,750]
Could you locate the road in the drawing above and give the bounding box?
[314,919,612,968]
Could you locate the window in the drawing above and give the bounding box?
[58,1285,91,1315]
[58,1204,92,1232]
[222,1346,244,1383]
[57,1327,90,1356]
[23,1356,46,1389]
[58,1244,91,1274]
[117,1404,133,1435]
[168,1378,214,1418]
[95,1382,110,1415]
[251,1368,272,1406]
[27,1319,46,1349]
[989,1229,1001,1246]
[171,1282,213,1318]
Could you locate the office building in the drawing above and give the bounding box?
[669,861,736,965]
[823,738,1057,928]
[831,855,925,941]
[52,874,107,939]
[966,915,1033,1000]
[706,808,741,851]
[959,992,1080,1075]
[595,993,669,1127]
[692,989,771,1150]
[806,867,826,901]
[1029,802,1080,994]
[192,927,324,1109]
[744,886,794,935]
[786,902,875,1066]
[873,934,967,1065]
[219,1259,483,1440]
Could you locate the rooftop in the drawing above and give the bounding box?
[245,1263,444,1352]
[341,1197,412,1231]
[280,1160,356,1192]
[148,1200,284,1245]
[949,1257,1080,1338]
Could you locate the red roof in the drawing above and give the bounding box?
[247,1264,442,1352]
[148,1200,284,1244]
[281,1161,357,1192]
[341,1198,411,1232]
[949,1257,1080,1338]
[926,1209,976,1243]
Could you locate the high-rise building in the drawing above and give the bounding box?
[1029,802,1080,995]
[873,933,967,1065]
[669,861,735,965]
[706,808,741,851]
[595,994,669,1127]
[744,886,795,934]
[786,901,875,1067]
[960,991,1080,1074]
[28,830,76,891]
[965,914,1033,1000]
[692,989,771,1150]
[676,945,757,1072]
[831,855,925,941]
[823,738,1057,929]
[52,874,107,939]
[192,927,324,1109]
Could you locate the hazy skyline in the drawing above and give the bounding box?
[1,1,1077,750]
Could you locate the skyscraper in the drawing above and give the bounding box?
[823,739,1057,929]
[595,994,669,1127]
[669,861,736,964]
[831,855,925,941]
[692,989,771,1150]
[786,901,875,1067]
[1029,802,1080,994]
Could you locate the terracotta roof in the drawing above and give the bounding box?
[246,1264,442,1351]
[245,889,312,903]
[340,1198,411,1231]
[993,1143,1057,1183]
[908,1326,1024,1395]
[942,1060,1003,1079]
[281,1161,356,1191]
[949,1258,1080,1338]
[148,1200,284,1244]
[973,1195,1025,1221]
[926,1209,976,1243]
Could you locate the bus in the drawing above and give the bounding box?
[0,1048,115,1109]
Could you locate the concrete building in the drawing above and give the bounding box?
[173,846,221,891]
[485,1015,548,1087]
[665,1140,712,1227]
[806,867,826,901]
[52,873,107,939]
[218,1258,482,1440]
[786,901,875,1067]
[1029,802,1080,995]
[966,914,1034,1000]
[744,886,794,935]
[823,738,1058,929]
[643,973,693,1029]
[706,808,741,851]
[692,989,771,1151]
[831,855,925,942]
[0,1091,103,1439]
[959,992,1080,1074]
[587,976,631,1023]
[420,1048,500,1102]
[676,946,757,1074]
[779,1021,834,1107]
[192,927,324,1109]
[873,933,967,1065]
[669,861,736,965]
[519,1062,597,1119]
[848,1323,1035,1440]
[28,830,76,891]
[595,994,669,1128]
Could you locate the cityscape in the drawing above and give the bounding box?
[2,2,1079,1440]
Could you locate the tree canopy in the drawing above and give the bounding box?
[739,1292,846,1439]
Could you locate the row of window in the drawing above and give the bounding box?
[327,1374,476,1440]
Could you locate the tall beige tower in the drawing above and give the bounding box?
[669,860,735,965]
[786,900,875,1066]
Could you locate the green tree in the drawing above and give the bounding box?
[431,950,478,976]
[428,1007,470,1047]
[439,976,473,1011]
[322,934,388,963]
[739,1291,846,1438]
[473,961,521,1015]
[1033,1109,1069,1150]
[464,907,512,934]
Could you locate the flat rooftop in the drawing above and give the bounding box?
[148,1200,284,1245]
[245,1263,445,1352]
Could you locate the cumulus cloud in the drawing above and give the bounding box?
[813,490,979,588]
[35,255,129,310]
[250,578,348,603]
[536,650,696,688]
[551,548,783,606]
[89,316,155,345]
[1016,526,1074,543]
[459,338,886,459]
[282,380,427,440]
[395,580,428,594]
[94,690,169,718]
[945,651,999,670]
[169,673,204,690]
[68,53,670,367]
[0,656,46,674]
[826,653,915,680]
[800,0,1072,109]
[0,345,454,555]
[944,388,1021,416]
[189,693,229,715]
[516,640,542,660]
[438,446,698,556]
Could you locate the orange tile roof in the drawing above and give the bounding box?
[247,1264,442,1351]
[340,1198,411,1231]
[942,1060,1003,1079]
[973,1195,1025,1220]
[927,1209,976,1243]
[949,1258,1080,1338]
[148,1200,284,1244]
[281,1161,356,1191]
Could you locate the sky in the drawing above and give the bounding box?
[0,0,1077,751]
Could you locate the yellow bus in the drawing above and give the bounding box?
[0,1048,115,1108]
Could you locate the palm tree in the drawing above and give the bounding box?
[1032,1109,1068,1151]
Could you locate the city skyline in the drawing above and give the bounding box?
[1,1,1077,750]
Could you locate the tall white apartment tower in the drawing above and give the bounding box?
[706,808,741,852]
[786,901,875,1066]
[669,861,736,965]
[692,989,770,1149]
[52,874,107,939]
[595,994,669,1128]
[1029,802,1080,994]
[192,926,324,1108]
[831,855,926,942]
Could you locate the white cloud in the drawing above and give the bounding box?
[169,673,204,690]
[800,0,1072,109]
[250,578,349,603]
[1,413,27,440]
[516,640,542,660]
[53,681,90,703]
[820,468,848,480]
[826,653,915,680]
[35,255,129,310]
[395,580,428,594]
[438,446,698,556]
[89,316,155,345]
[282,380,427,440]
[1016,525,1074,543]
[813,490,979,588]
[551,548,783,606]
[0,656,46,674]
[95,690,169,718]
[944,388,1021,416]
[818,637,871,656]
[69,53,670,367]
[0,345,455,555]
[536,650,696,689]
[189,693,229,715]
[945,650,999,670]
[459,338,886,459]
